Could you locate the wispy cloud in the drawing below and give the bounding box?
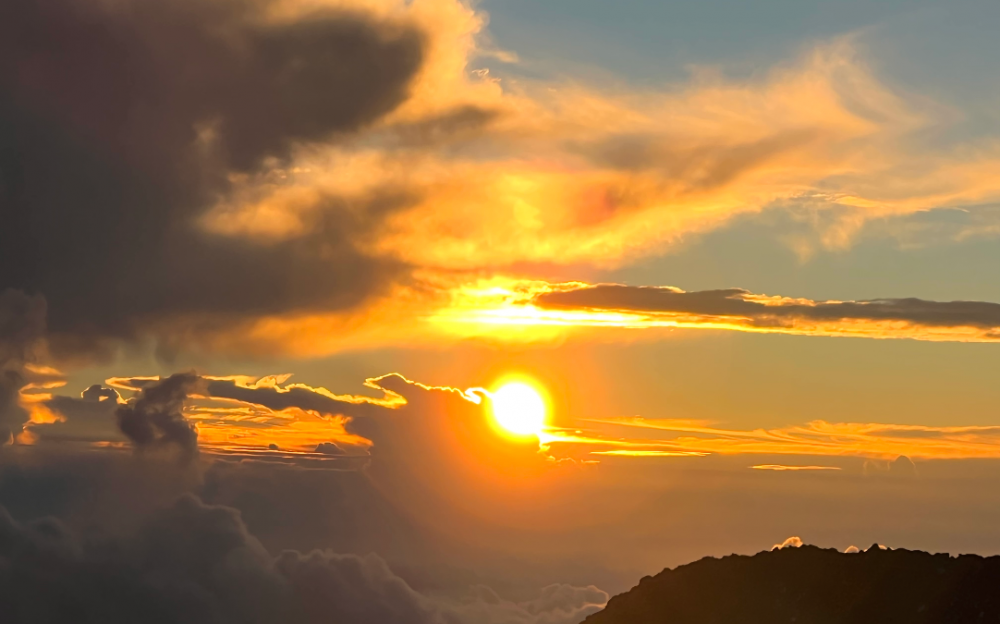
[531,283,1000,342]
[431,279,1000,343]
[557,417,1000,460]
[752,465,842,471]
[590,450,709,458]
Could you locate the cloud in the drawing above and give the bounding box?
[202,373,405,415]
[589,450,708,458]
[0,494,606,624]
[100,372,434,459]
[506,282,1000,343]
[7,0,1000,363]
[864,455,919,478]
[33,363,999,471]
[47,370,555,492]
[316,442,349,455]
[771,536,804,550]
[0,289,47,444]
[30,384,123,444]
[554,417,1000,461]
[85,368,1000,465]
[116,373,203,461]
[305,38,1000,282]
[751,465,842,471]
[0,0,425,359]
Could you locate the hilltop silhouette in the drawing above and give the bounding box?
[585,544,1000,624]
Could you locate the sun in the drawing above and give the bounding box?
[490,382,547,437]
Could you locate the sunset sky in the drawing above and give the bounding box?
[4,0,1000,620]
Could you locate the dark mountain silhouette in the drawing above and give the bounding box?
[585,544,1000,623]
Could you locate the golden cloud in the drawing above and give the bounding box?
[169,1,1000,357]
[434,279,1000,344]
[201,8,1000,272]
[560,417,1000,461]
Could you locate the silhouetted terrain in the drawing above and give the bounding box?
[585,544,1000,623]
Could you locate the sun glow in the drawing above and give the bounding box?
[490,382,547,437]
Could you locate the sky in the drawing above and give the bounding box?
[4,0,1000,621]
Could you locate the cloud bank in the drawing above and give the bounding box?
[570,418,1000,461]
[526,283,1000,342]
[0,493,606,624]
[0,290,47,444]
[0,0,424,358]
[6,0,1000,360]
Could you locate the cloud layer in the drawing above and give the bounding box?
[0,493,606,624]
[524,283,1000,342]
[0,290,47,443]
[7,0,1000,360]
[568,417,1000,461]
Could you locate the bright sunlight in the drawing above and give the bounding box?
[490,382,547,437]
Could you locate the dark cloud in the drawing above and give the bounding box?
[889,455,918,477]
[116,373,202,460]
[107,373,396,451]
[0,493,606,624]
[864,455,918,478]
[0,0,425,359]
[82,384,120,402]
[0,289,46,444]
[14,372,617,599]
[535,284,1000,333]
[30,384,123,444]
[316,442,348,455]
[390,104,500,148]
[0,448,203,534]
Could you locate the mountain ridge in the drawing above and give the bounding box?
[584,544,1000,623]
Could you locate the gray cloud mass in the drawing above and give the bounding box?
[0,493,606,624]
[0,290,46,444]
[116,373,203,461]
[0,0,425,359]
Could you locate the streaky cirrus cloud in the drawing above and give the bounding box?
[560,417,1000,461]
[212,36,1000,290]
[752,465,842,471]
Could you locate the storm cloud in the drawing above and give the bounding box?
[0,0,425,358]
[116,373,203,460]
